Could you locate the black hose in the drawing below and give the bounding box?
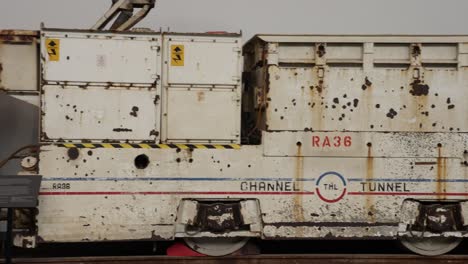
[0,145,41,169]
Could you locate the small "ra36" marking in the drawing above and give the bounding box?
[52,183,71,189]
[312,135,352,148]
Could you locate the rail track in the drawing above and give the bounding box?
[2,255,468,264]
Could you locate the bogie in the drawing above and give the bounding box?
[2,18,468,258]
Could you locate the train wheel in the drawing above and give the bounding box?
[183,237,249,256]
[399,236,462,256]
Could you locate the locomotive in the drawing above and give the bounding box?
[1,0,467,256]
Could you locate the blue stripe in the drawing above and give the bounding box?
[316,171,347,186]
[348,178,468,183]
[41,177,468,183]
[42,177,318,182]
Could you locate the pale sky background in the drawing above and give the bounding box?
[1,0,468,39]
[1,0,468,174]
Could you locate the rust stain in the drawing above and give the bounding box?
[412,45,421,58]
[129,106,139,117]
[0,30,38,43]
[316,79,324,94]
[410,77,429,131]
[361,77,372,91]
[309,69,326,131]
[364,77,372,87]
[197,91,205,102]
[436,145,447,200]
[409,80,430,96]
[366,143,375,223]
[316,44,326,57]
[293,143,305,227]
[364,79,374,130]
[0,30,38,36]
[0,62,3,88]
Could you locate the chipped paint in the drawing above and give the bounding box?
[246,37,467,133]
[0,30,38,92]
[437,145,448,200]
[0,30,38,43]
[410,80,430,96]
[36,141,468,242]
[12,34,468,247]
[293,143,305,225]
[366,143,375,223]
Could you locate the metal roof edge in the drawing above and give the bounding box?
[249,34,468,43]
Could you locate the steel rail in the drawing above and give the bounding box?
[2,254,468,264]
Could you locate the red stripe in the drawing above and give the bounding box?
[39,191,468,196]
[39,191,315,196]
[316,188,347,203]
[348,192,468,196]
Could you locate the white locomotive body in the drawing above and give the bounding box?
[2,28,468,256]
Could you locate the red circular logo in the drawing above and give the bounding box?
[315,172,347,203]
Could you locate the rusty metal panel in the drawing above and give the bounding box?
[0,30,38,91]
[163,34,242,86]
[164,88,240,143]
[41,85,159,142]
[265,66,467,132]
[27,34,468,244]
[36,144,467,242]
[41,30,160,84]
[248,36,468,133]
[0,30,38,43]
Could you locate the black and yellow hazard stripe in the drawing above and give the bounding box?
[57,143,241,150]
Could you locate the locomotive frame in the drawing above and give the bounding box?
[2,29,468,256]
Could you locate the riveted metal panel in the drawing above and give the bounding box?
[41,85,159,142]
[0,30,38,91]
[161,33,242,144]
[41,30,161,84]
[164,88,240,143]
[421,43,458,64]
[278,44,315,64]
[163,34,242,86]
[253,34,468,44]
[245,36,468,133]
[264,66,468,132]
[326,43,363,64]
